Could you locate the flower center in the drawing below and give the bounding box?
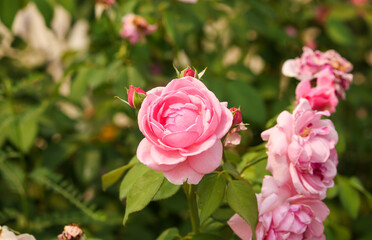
[300,127,311,137]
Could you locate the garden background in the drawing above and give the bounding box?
[0,0,372,239]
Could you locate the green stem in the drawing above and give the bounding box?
[5,79,29,228]
[183,183,200,234]
[240,154,267,174]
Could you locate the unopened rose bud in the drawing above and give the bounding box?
[58,224,85,240]
[230,107,242,125]
[184,67,195,77]
[128,85,146,109]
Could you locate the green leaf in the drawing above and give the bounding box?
[119,163,150,200]
[338,177,360,218]
[326,18,354,46]
[163,11,179,46]
[70,68,90,102]
[7,108,41,153]
[197,174,226,224]
[102,163,136,191]
[226,180,258,239]
[0,160,25,196]
[226,81,266,124]
[156,227,179,240]
[123,170,164,225]
[0,0,20,29]
[153,179,180,201]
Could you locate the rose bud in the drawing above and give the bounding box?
[230,107,242,125]
[183,67,195,77]
[127,85,146,109]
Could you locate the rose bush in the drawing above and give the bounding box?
[261,99,338,199]
[136,76,233,184]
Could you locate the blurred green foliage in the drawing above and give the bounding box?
[0,0,372,239]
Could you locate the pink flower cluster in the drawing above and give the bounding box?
[136,76,233,185]
[120,14,157,45]
[229,48,353,240]
[229,177,329,240]
[282,47,353,112]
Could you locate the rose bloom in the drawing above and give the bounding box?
[282,47,353,99]
[0,226,35,240]
[137,76,233,184]
[228,176,329,240]
[296,68,339,113]
[261,99,338,199]
[120,14,157,45]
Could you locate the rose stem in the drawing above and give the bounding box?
[183,183,200,234]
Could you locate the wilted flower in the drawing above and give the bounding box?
[58,224,85,240]
[120,14,157,45]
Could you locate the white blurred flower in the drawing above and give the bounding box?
[0,226,35,240]
[1,2,89,82]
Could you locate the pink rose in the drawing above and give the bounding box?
[136,76,233,184]
[120,14,157,45]
[261,99,338,199]
[296,68,339,113]
[228,176,329,240]
[282,47,353,99]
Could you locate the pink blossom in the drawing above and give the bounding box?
[350,0,369,6]
[224,124,247,147]
[261,99,338,199]
[120,14,157,45]
[285,26,298,37]
[136,76,233,184]
[228,176,329,240]
[282,47,353,99]
[296,68,339,113]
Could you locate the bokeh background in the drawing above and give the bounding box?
[0,0,372,239]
